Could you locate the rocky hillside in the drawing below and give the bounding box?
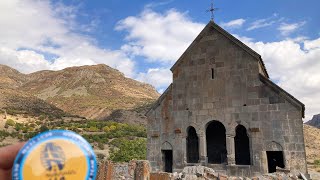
[0,64,159,124]
[0,65,66,117]
[303,124,320,172]
[305,114,320,128]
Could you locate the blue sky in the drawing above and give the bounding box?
[68,0,319,43]
[0,0,319,120]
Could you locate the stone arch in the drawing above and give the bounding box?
[228,120,250,136]
[186,126,199,163]
[206,120,227,164]
[162,141,173,150]
[266,141,283,151]
[235,125,251,165]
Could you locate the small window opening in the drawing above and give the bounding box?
[211,68,214,79]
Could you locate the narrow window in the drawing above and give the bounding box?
[211,68,214,79]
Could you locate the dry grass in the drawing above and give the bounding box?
[304,124,320,172]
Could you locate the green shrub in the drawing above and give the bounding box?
[5,119,15,126]
[15,123,23,131]
[40,125,49,132]
[314,160,320,166]
[38,114,46,121]
[109,138,146,162]
[102,126,110,132]
[88,126,99,132]
[98,142,104,150]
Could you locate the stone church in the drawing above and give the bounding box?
[146,21,308,177]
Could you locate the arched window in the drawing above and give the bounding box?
[187,126,199,163]
[235,125,250,165]
[206,121,227,164]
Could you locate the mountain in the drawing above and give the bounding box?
[0,64,26,88]
[0,64,160,124]
[305,114,320,128]
[0,65,65,117]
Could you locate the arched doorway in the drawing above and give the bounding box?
[206,121,227,164]
[235,125,251,165]
[187,126,199,163]
[161,142,173,172]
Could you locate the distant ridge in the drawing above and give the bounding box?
[0,64,160,124]
[305,114,320,128]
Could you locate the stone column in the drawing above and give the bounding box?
[198,132,207,164]
[226,134,236,165]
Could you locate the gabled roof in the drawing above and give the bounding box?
[259,74,305,118]
[145,83,172,116]
[170,20,269,78]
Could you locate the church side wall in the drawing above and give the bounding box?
[257,84,307,175]
[147,89,174,172]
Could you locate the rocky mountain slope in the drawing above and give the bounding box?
[303,124,320,172]
[0,64,159,124]
[0,65,66,117]
[305,114,320,128]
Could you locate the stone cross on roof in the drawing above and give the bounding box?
[206,0,218,21]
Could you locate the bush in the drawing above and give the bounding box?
[38,115,46,121]
[5,119,15,127]
[314,159,320,166]
[97,154,105,160]
[39,125,49,132]
[15,123,23,131]
[98,142,104,150]
[109,138,146,162]
[88,126,99,132]
[102,126,110,132]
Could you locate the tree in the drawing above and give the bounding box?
[109,138,146,162]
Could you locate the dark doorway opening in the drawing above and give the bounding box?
[162,150,173,172]
[187,127,199,163]
[235,125,251,165]
[206,121,227,164]
[267,151,285,173]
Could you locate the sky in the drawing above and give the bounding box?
[0,0,319,120]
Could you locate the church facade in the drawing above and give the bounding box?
[146,21,308,177]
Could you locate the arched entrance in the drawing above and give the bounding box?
[161,142,173,172]
[235,125,251,165]
[187,126,199,163]
[206,121,227,164]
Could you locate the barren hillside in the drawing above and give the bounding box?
[303,124,320,172]
[0,64,159,124]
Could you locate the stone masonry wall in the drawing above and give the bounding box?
[146,22,307,177]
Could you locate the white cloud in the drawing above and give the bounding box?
[247,19,276,31]
[116,9,205,64]
[305,38,320,50]
[0,0,135,77]
[278,21,306,36]
[136,68,172,91]
[221,19,246,29]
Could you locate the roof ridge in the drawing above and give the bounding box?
[170,21,269,78]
